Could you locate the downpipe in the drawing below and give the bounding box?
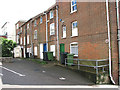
[56,5,59,61]
[116,0,120,85]
[106,0,115,84]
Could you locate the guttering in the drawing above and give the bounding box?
[30,19,34,56]
[45,12,48,51]
[106,0,115,84]
[56,5,59,61]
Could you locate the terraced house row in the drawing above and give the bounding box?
[15,0,120,84]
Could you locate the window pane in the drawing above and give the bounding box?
[34,20,37,26]
[50,23,55,35]
[72,28,78,36]
[63,26,66,38]
[40,17,42,23]
[50,11,53,19]
[71,44,78,55]
[72,1,74,5]
[74,5,77,10]
[73,22,77,28]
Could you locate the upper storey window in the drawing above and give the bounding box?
[34,20,37,27]
[40,17,42,24]
[17,24,19,29]
[71,0,77,13]
[50,11,54,19]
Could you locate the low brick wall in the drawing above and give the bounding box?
[0,57,13,63]
[80,71,110,84]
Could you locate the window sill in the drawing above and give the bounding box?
[61,37,66,39]
[50,34,55,36]
[47,20,49,22]
[74,55,78,57]
[50,17,54,20]
[71,35,78,38]
[70,10,77,14]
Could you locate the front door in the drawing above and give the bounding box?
[21,48,24,58]
[43,43,47,52]
[40,43,43,59]
[60,43,65,53]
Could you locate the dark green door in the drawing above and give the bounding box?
[60,43,65,53]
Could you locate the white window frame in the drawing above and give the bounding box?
[34,30,37,39]
[71,21,78,37]
[20,37,22,45]
[27,23,29,29]
[50,11,54,19]
[27,35,29,44]
[17,24,19,29]
[34,46,37,56]
[71,0,77,13]
[16,35,19,43]
[40,17,42,24]
[70,42,78,57]
[62,26,66,38]
[50,23,55,35]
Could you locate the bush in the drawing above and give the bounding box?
[0,38,16,57]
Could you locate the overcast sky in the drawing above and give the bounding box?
[0,0,56,35]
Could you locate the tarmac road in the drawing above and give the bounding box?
[1,58,94,85]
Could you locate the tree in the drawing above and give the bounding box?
[0,38,17,57]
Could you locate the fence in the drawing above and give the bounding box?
[65,58,109,75]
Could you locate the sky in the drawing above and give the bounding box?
[0,0,56,40]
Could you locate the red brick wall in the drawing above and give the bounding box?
[58,2,108,59]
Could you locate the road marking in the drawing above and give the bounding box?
[0,62,2,66]
[0,66,25,77]
[0,73,3,76]
[42,70,46,73]
[2,85,118,88]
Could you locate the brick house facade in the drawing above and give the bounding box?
[57,1,118,84]
[15,1,119,84]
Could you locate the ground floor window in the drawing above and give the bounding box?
[70,42,78,56]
